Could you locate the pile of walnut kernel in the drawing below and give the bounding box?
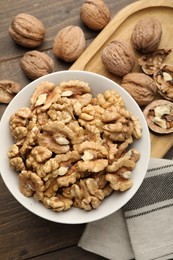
[8,80,142,212]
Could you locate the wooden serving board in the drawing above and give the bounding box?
[70,0,173,158]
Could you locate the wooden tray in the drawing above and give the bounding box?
[70,0,173,158]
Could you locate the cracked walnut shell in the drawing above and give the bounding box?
[52,26,86,62]
[131,16,162,53]
[154,64,173,101]
[143,99,173,134]
[9,13,45,48]
[138,49,172,76]
[20,51,54,80]
[80,0,110,31]
[0,80,21,104]
[101,40,135,77]
[121,73,157,106]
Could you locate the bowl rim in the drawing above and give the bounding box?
[0,70,151,224]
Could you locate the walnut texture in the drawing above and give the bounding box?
[20,51,54,80]
[80,0,110,31]
[8,13,45,48]
[52,26,86,62]
[0,80,21,103]
[121,72,157,106]
[131,16,162,53]
[101,40,135,77]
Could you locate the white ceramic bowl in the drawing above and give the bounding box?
[0,70,150,224]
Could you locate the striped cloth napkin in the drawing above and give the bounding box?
[78,158,173,260]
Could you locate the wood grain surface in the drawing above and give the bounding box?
[0,1,172,260]
[71,0,173,158]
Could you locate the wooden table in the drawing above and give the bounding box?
[0,1,172,259]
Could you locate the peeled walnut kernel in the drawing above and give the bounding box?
[9,13,45,48]
[143,99,173,134]
[131,16,162,53]
[20,51,54,80]
[80,0,110,31]
[101,40,135,77]
[121,72,157,106]
[52,26,86,62]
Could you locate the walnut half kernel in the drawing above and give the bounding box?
[143,99,173,134]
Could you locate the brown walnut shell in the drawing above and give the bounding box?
[154,64,173,101]
[20,51,54,80]
[52,26,86,62]
[0,80,21,103]
[143,99,173,134]
[9,13,45,48]
[131,16,162,53]
[101,40,135,77]
[121,72,157,106]
[139,49,172,76]
[80,0,110,31]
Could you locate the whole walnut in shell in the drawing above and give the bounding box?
[80,0,110,31]
[20,51,54,80]
[8,13,45,48]
[101,40,135,77]
[131,16,162,53]
[121,73,157,106]
[52,26,86,62]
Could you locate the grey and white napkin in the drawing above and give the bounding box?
[78,158,173,260]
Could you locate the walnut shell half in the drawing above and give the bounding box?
[154,64,173,101]
[101,40,135,77]
[131,16,162,53]
[121,73,157,106]
[143,99,173,134]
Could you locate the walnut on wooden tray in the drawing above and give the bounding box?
[143,99,173,134]
[8,80,142,212]
[138,49,172,76]
[131,16,162,54]
[154,64,173,102]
